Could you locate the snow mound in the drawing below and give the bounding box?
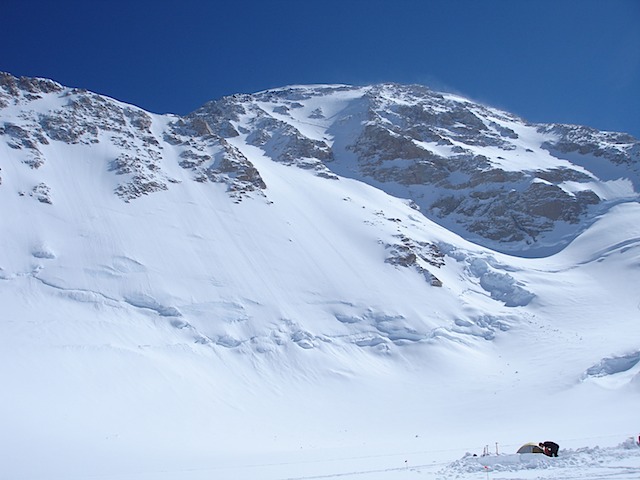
[584,351,640,378]
[443,440,640,477]
[581,351,640,390]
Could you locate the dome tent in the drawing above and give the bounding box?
[517,442,546,454]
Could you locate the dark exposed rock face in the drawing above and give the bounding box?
[539,124,639,167]
[385,233,445,286]
[0,72,63,103]
[165,117,268,202]
[187,96,338,179]
[329,84,639,252]
[30,182,52,204]
[1,122,48,168]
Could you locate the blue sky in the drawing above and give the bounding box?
[2,0,639,137]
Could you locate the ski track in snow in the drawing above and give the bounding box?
[24,442,639,480]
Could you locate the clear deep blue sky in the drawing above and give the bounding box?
[2,0,639,137]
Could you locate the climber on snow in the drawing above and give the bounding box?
[539,441,559,457]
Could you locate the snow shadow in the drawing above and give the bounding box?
[583,351,640,378]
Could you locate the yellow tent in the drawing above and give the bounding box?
[516,442,545,454]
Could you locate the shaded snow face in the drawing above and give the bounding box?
[585,351,640,377]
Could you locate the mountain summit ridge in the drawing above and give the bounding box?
[2,72,638,256]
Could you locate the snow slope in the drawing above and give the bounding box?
[0,73,639,479]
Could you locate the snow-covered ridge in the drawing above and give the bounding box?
[2,72,638,253]
[2,72,540,360]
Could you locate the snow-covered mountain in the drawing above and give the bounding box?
[1,72,639,480]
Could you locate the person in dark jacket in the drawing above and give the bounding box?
[539,441,559,457]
